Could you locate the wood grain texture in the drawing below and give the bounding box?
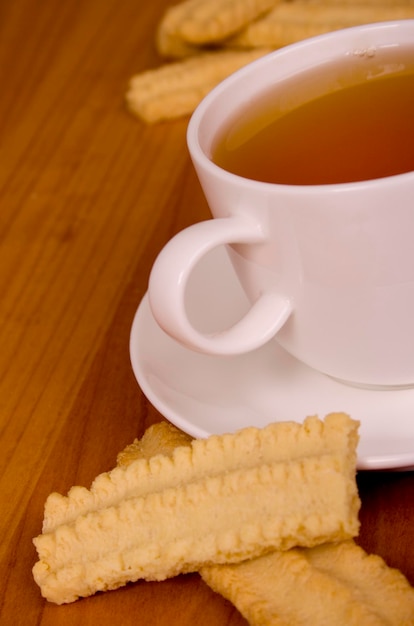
[0,1,413,624]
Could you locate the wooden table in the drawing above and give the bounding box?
[0,1,413,624]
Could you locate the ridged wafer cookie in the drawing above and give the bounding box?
[201,542,414,625]
[227,2,414,49]
[126,48,270,123]
[32,414,360,604]
[157,0,280,50]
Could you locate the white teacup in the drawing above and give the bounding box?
[148,20,414,389]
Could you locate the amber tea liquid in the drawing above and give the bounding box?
[212,51,414,185]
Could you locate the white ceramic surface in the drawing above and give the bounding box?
[131,247,414,471]
[148,21,414,388]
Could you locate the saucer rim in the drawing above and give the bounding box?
[130,252,414,472]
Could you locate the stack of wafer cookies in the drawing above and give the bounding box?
[126,0,414,123]
[119,421,414,625]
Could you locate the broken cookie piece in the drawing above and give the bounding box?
[33,414,360,604]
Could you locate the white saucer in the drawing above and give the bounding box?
[130,247,414,471]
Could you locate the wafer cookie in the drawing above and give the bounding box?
[201,542,414,625]
[126,48,270,123]
[228,2,414,49]
[33,414,360,604]
[157,0,279,48]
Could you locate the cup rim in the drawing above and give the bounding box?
[187,19,414,193]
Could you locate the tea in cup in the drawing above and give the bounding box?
[148,20,414,389]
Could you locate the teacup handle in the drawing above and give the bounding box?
[148,215,293,355]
